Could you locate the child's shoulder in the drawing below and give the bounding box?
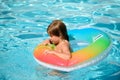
[61,40,69,46]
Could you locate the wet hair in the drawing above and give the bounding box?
[47,20,69,41]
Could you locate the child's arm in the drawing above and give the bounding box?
[44,41,71,60]
[53,51,71,60]
[54,43,71,60]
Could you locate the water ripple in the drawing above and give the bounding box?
[16,33,47,39]
[62,16,92,24]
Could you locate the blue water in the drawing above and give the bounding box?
[0,0,120,80]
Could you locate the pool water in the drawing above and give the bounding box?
[0,0,120,80]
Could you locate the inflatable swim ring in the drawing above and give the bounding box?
[34,28,112,72]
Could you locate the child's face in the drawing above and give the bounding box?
[50,35,60,44]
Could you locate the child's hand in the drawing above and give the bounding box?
[43,50,54,55]
[43,50,49,55]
